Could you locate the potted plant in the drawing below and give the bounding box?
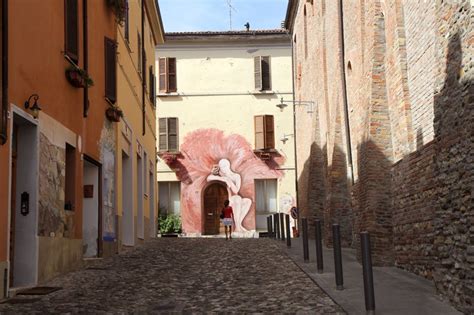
[105,105,123,122]
[106,0,127,26]
[158,214,182,237]
[65,66,94,88]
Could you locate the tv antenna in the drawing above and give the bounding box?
[226,0,237,30]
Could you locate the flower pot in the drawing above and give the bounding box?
[65,69,84,88]
[105,107,121,122]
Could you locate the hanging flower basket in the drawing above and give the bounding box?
[65,67,94,88]
[106,0,127,26]
[105,106,123,122]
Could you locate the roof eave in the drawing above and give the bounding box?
[284,0,299,33]
[145,0,165,44]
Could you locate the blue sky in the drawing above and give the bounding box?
[158,0,289,32]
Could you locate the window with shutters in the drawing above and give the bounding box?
[255,179,277,213]
[254,115,275,150]
[149,66,156,107]
[158,182,181,215]
[254,56,271,91]
[104,37,117,103]
[124,0,130,42]
[137,32,143,77]
[159,118,179,152]
[64,0,79,63]
[158,57,177,93]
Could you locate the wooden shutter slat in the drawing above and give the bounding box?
[105,37,117,103]
[254,56,262,90]
[255,115,265,150]
[65,0,79,62]
[261,56,271,91]
[167,118,178,151]
[168,58,177,92]
[159,118,168,151]
[264,115,275,149]
[159,58,167,92]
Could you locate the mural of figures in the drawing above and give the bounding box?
[207,159,251,232]
[166,129,288,236]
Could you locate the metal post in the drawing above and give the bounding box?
[266,216,270,237]
[273,214,277,239]
[280,213,285,241]
[275,213,280,239]
[315,219,323,273]
[302,218,309,262]
[361,232,375,313]
[332,224,343,290]
[286,214,291,247]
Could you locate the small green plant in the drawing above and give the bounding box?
[158,214,182,234]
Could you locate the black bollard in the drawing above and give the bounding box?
[315,219,324,273]
[280,213,285,241]
[361,232,375,313]
[275,213,280,239]
[302,218,309,262]
[272,214,277,239]
[266,216,271,237]
[286,214,291,247]
[332,224,343,290]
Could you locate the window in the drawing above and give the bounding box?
[143,50,147,87]
[159,118,178,152]
[149,66,156,107]
[159,182,181,215]
[104,37,117,103]
[124,0,129,42]
[137,32,142,76]
[158,57,177,93]
[65,143,76,211]
[255,179,277,213]
[254,115,275,150]
[64,0,78,63]
[254,56,271,91]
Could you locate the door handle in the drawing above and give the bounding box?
[207,212,213,216]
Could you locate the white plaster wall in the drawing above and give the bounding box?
[82,160,99,258]
[156,41,297,229]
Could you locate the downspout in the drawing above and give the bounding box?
[289,32,299,220]
[338,0,354,184]
[83,0,89,117]
[0,0,8,145]
[141,0,145,136]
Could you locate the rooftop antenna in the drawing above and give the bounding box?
[226,0,237,30]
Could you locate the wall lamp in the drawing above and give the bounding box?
[280,133,294,144]
[24,94,42,119]
[276,97,315,113]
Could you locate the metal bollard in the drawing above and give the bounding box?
[315,219,324,273]
[286,214,291,247]
[267,216,271,237]
[302,218,309,262]
[275,213,280,239]
[361,232,375,314]
[280,213,285,241]
[272,214,277,239]
[332,224,343,290]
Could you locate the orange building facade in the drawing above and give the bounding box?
[0,0,152,297]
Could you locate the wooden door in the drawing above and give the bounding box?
[9,124,18,285]
[203,183,228,235]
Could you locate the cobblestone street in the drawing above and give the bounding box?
[0,238,344,314]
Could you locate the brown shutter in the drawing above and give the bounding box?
[149,66,155,104]
[105,37,117,103]
[254,56,262,90]
[255,116,265,150]
[168,58,177,92]
[167,118,178,151]
[159,58,167,92]
[137,32,142,75]
[264,115,275,149]
[261,56,271,91]
[143,50,147,88]
[159,118,168,151]
[65,0,78,63]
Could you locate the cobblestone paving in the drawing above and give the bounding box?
[0,238,344,314]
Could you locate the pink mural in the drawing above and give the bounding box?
[164,129,285,235]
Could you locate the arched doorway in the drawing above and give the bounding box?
[203,183,228,235]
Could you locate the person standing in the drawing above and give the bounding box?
[222,200,234,240]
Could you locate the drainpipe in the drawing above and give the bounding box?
[83,0,89,117]
[0,0,8,145]
[141,0,145,136]
[338,0,354,184]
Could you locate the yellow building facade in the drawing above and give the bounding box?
[116,0,164,247]
[156,30,296,237]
